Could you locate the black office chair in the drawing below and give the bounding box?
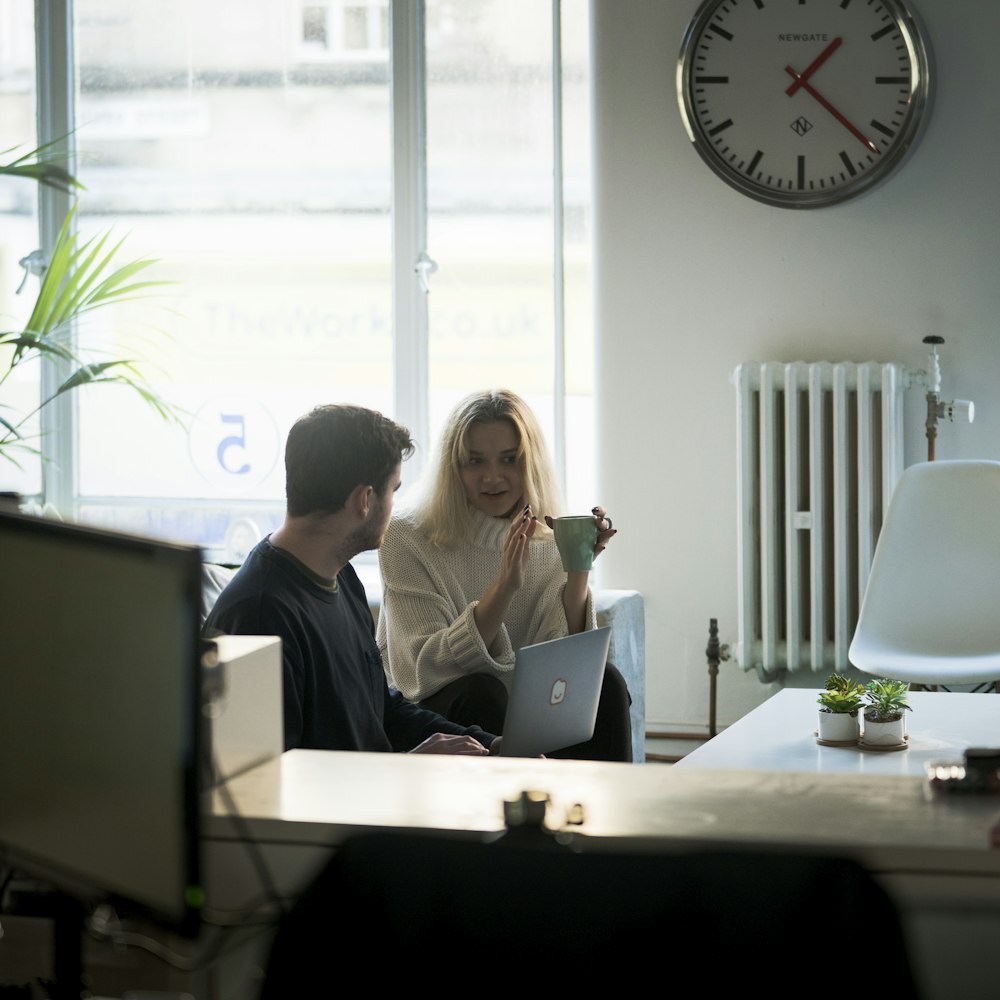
[259,828,921,999]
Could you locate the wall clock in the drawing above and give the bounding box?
[676,0,931,208]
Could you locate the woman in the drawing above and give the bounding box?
[376,388,632,761]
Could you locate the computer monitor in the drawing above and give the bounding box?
[0,509,205,937]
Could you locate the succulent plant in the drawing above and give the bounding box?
[818,690,863,714]
[818,678,865,715]
[863,677,912,722]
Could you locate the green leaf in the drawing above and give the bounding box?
[0,332,79,365]
[0,137,84,193]
[0,411,21,437]
[1,197,183,468]
[0,161,80,193]
[57,359,143,394]
[863,677,913,720]
[26,211,174,341]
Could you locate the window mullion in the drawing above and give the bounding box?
[390,0,429,480]
[34,0,76,516]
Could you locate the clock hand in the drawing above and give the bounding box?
[786,37,843,96]
[784,66,880,155]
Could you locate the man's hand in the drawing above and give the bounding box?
[409,732,490,755]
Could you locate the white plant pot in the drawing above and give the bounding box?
[817,710,861,743]
[862,714,906,747]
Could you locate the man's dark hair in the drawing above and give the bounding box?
[284,405,414,517]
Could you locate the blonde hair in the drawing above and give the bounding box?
[414,389,564,547]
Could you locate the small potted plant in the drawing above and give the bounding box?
[817,674,865,744]
[862,677,911,748]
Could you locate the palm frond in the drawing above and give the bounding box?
[0,332,80,367]
[56,359,143,394]
[0,407,39,469]
[26,210,174,342]
[1,202,184,468]
[0,138,83,194]
[55,361,184,428]
[24,211,76,338]
[0,447,33,471]
[0,411,21,438]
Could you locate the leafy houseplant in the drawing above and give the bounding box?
[818,673,866,714]
[0,142,177,475]
[863,677,912,722]
[862,677,912,748]
[817,673,865,744]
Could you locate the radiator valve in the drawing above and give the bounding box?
[922,336,974,461]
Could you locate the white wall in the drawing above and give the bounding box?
[591,0,1000,729]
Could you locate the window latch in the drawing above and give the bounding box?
[415,251,438,294]
[16,249,48,294]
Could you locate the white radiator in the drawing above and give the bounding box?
[733,361,908,681]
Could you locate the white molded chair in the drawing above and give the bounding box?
[849,460,1000,686]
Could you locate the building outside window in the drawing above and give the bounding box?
[300,1,389,59]
[1,0,593,564]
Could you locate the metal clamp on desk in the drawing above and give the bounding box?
[503,789,551,829]
[498,790,588,850]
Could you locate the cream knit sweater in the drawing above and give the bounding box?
[376,509,596,701]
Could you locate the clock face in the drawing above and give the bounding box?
[677,0,930,208]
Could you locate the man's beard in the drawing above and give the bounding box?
[345,520,384,556]
[343,498,387,558]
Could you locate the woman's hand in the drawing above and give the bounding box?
[542,505,616,634]
[497,505,538,593]
[591,505,617,560]
[473,505,537,648]
[542,505,617,562]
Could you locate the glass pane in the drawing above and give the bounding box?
[0,0,40,499]
[424,0,594,514]
[424,0,556,457]
[72,0,392,556]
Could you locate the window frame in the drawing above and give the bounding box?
[32,0,576,530]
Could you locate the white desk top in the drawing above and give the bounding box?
[676,688,1000,777]
[199,706,1000,1000]
[207,746,1000,878]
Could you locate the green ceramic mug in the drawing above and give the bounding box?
[551,514,611,572]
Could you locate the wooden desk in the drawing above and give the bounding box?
[23,697,1000,1000]
[12,748,999,1000]
[675,688,1000,777]
[206,748,1000,865]
[202,746,1000,1000]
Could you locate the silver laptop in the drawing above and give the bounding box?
[499,626,611,757]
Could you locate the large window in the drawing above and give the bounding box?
[0,0,40,497]
[3,0,593,562]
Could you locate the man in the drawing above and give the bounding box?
[204,404,498,755]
